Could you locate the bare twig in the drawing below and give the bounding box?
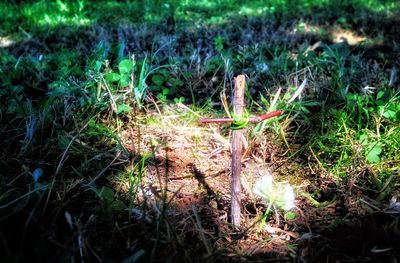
[199,110,283,124]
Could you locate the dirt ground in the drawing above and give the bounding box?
[114,106,400,262]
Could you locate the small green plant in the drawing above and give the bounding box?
[376,90,400,122]
[132,56,146,105]
[150,68,185,102]
[359,134,382,163]
[105,58,134,88]
[96,186,126,213]
[103,56,150,111]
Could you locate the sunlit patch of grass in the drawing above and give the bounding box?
[331,28,367,45]
[22,0,91,27]
[361,0,400,12]
[307,89,400,179]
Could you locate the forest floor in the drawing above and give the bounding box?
[1,1,400,262]
[108,108,399,262]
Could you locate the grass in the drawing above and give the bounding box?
[1,0,400,262]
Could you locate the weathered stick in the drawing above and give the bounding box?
[197,76,283,228]
[198,110,283,124]
[231,75,246,228]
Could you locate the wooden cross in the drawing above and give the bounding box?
[199,75,282,228]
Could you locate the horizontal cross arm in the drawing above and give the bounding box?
[198,110,282,124]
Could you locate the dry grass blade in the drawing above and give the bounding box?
[192,205,213,255]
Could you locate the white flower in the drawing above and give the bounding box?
[253,175,273,199]
[253,175,295,211]
[279,184,295,210]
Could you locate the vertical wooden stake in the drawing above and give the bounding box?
[231,75,245,228]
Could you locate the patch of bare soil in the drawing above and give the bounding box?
[115,107,400,262]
